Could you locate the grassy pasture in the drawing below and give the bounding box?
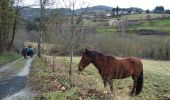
[96,26,117,33]
[128,18,170,33]
[92,16,170,35]
[83,19,109,27]
[30,56,170,100]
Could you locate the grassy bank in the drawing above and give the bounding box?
[0,53,22,67]
[29,56,170,100]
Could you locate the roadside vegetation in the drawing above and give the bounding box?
[0,52,22,67]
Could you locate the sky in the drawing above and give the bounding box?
[23,0,170,10]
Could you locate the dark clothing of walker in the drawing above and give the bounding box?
[22,47,34,59]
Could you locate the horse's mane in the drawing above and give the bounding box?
[92,51,116,59]
[92,51,104,56]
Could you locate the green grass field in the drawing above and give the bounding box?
[30,56,170,100]
[96,26,117,33]
[93,18,170,35]
[128,18,170,33]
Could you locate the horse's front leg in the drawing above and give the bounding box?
[108,80,113,92]
[103,80,108,94]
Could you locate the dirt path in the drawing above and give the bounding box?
[0,57,34,99]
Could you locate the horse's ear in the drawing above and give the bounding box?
[85,49,89,52]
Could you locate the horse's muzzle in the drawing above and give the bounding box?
[78,68,82,71]
[78,66,83,72]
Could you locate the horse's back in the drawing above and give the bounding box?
[125,57,142,64]
[126,57,142,67]
[106,57,135,79]
[124,57,143,75]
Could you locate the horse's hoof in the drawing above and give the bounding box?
[128,92,133,96]
[129,93,134,97]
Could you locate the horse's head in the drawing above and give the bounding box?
[78,49,95,71]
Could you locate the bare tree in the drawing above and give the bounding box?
[38,0,55,58]
[116,5,119,17]
[7,0,31,50]
[38,0,44,58]
[57,0,90,81]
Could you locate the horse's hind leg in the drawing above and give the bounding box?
[108,80,113,92]
[130,75,137,96]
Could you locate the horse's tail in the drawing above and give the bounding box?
[135,71,143,95]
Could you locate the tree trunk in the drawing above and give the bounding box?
[7,16,17,50]
[52,56,55,72]
[68,3,75,81]
[69,45,73,81]
[0,29,5,55]
[38,31,42,58]
[38,0,44,58]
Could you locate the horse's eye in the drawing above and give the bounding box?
[82,56,85,59]
[84,56,88,60]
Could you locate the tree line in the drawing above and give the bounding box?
[112,6,170,17]
[0,0,29,55]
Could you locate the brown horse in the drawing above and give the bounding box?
[78,49,143,96]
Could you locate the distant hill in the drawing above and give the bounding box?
[20,7,70,21]
[75,5,113,15]
[20,5,145,20]
[87,5,113,12]
[20,7,40,20]
[20,5,114,20]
